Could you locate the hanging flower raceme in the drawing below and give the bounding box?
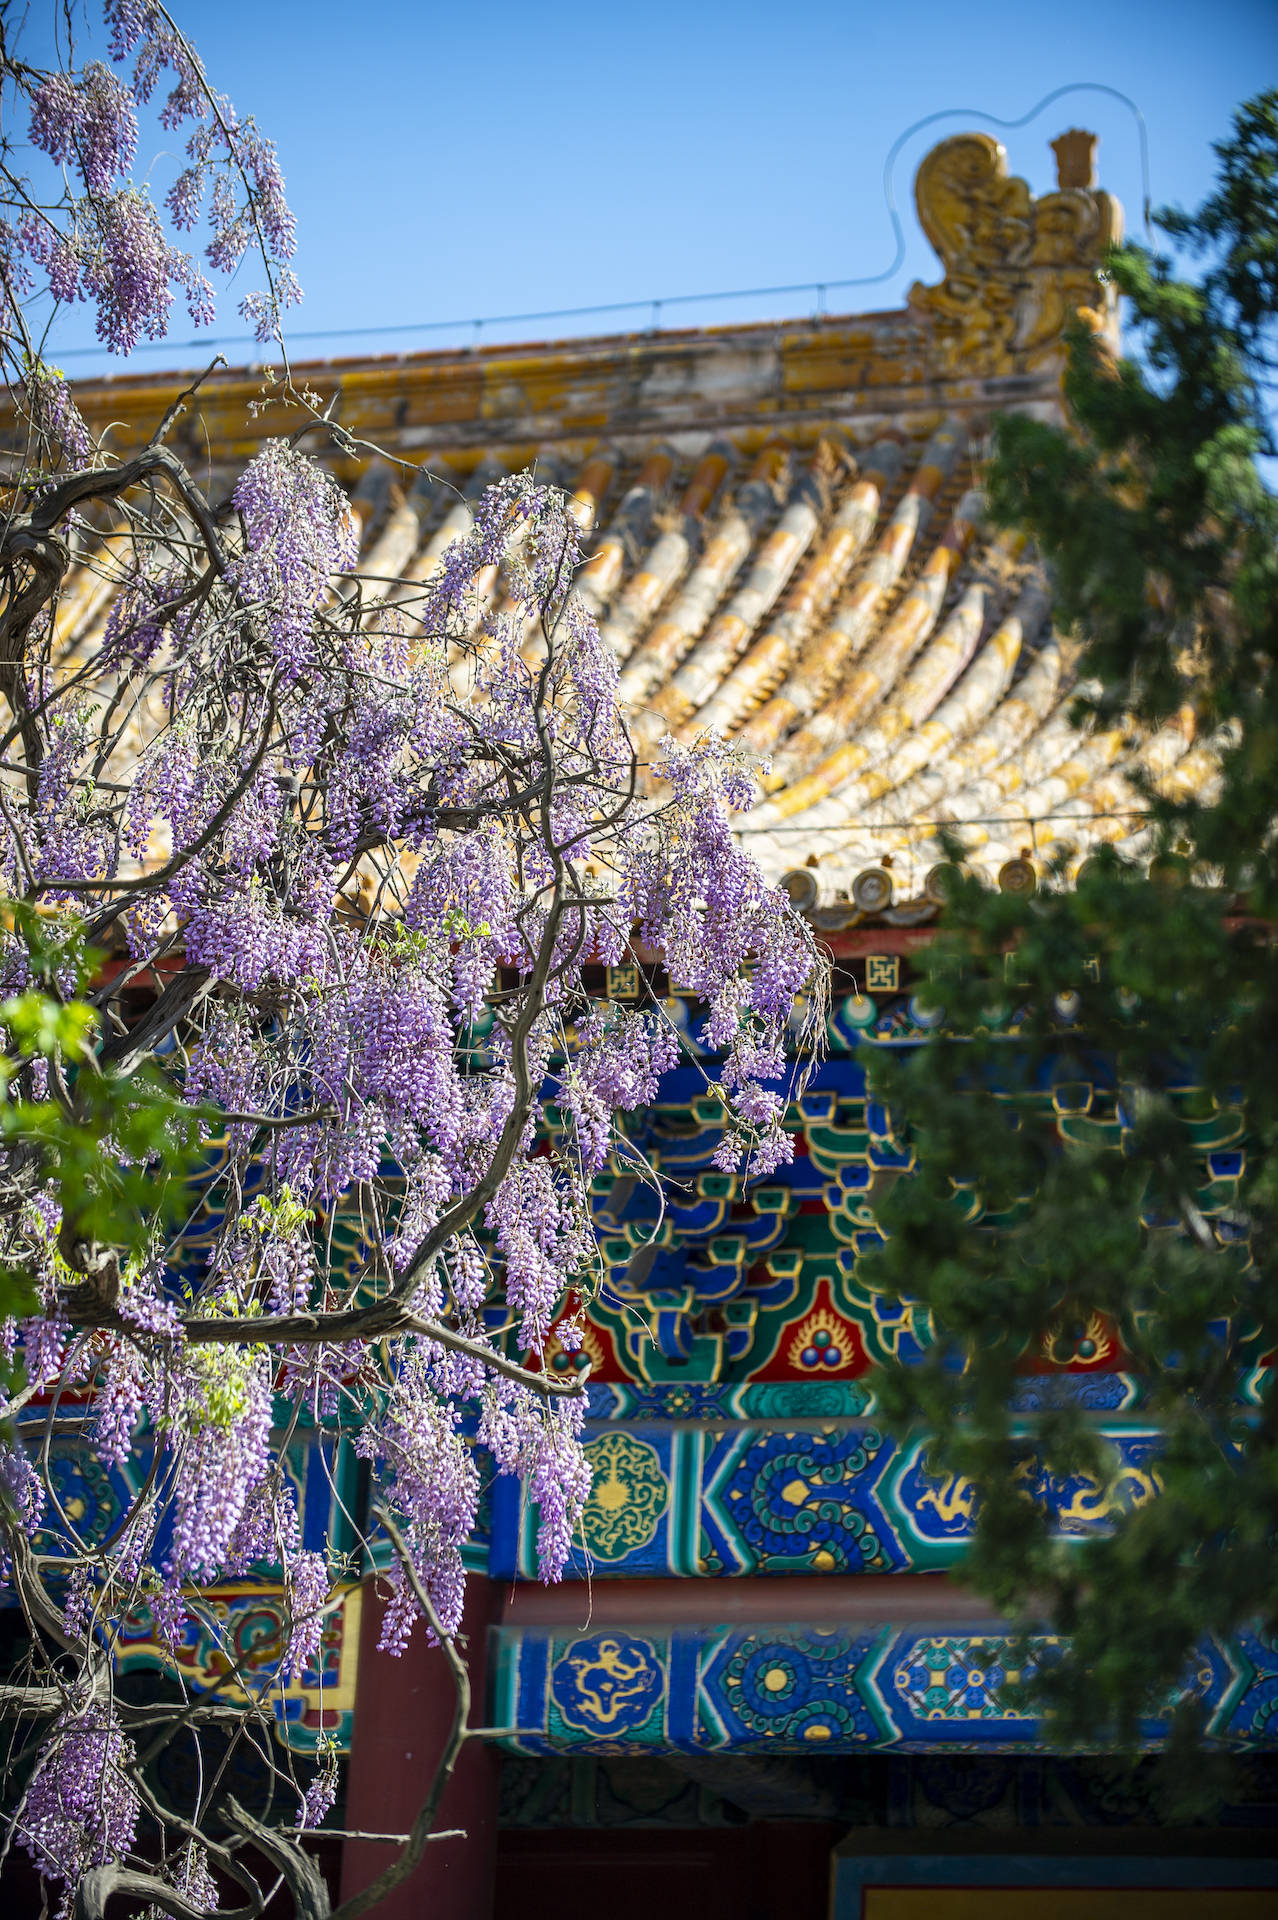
[18,1707,141,1907]
[0,298,817,1767]
[0,0,841,1890]
[29,58,138,191]
[22,185,215,352]
[357,1350,482,1649]
[12,2,304,351]
[163,1340,273,1594]
[22,361,93,466]
[230,442,358,678]
[0,1440,46,1579]
[527,1394,592,1582]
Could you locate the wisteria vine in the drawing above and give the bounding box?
[0,8,820,1913]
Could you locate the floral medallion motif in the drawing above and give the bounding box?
[580,1432,670,1561]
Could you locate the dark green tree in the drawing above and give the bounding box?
[862,92,1278,1752]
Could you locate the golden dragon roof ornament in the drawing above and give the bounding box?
[908,128,1122,377]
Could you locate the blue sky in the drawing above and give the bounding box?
[30,0,1278,378]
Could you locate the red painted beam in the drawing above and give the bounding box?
[499,1571,998,1630]
[818,925,937,959]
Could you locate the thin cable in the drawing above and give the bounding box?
[877,81,1153,281]
[736,808,1153,834]
[53,82,1151,367]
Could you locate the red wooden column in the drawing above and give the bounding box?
[340,1573,502,1920]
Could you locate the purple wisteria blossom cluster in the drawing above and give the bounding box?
[3,440,813,1603]
[2,0,299,388]
[17,1708,140,1909]
[229,440,359,675]
[0,11,819,1904]
[0,429,817,1900]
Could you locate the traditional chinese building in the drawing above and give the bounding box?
[30,127,1278,1918]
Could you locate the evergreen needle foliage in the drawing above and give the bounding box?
[863,92,1278,1755]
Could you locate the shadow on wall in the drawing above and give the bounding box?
[495,1824,841,1920]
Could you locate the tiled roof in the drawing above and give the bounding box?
[38,127,1219,921]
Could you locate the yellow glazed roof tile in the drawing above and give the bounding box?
[5,127,1178,923]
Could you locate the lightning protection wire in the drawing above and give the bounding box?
[52,82,1151,367]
